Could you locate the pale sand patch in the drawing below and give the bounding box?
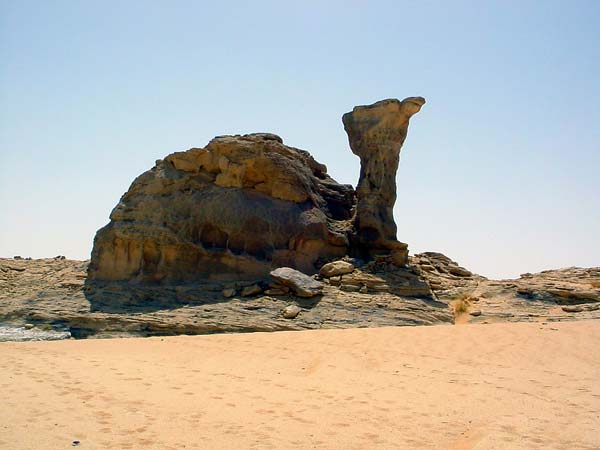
[1,321,599,450]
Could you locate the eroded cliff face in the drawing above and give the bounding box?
[88,133,355,282]
[343,97,425,263]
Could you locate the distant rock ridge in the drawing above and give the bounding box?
[88,98,425,283]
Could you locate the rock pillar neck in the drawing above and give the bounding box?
[342,97,425,263]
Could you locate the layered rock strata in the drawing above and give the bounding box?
[2,257,599,341]
[343,97,425,263]
[1,257,454,340]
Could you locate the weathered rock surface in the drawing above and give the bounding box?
[4,101,598,339]
[0,257,452,340]
[319,260,355,277]
[411,252,600,324]
[240,284,263,297]
[88,133,355,282]
[2,256,599,341]
[270,267,324,298]
[324,255,433,297]
[89,98,428,286]
[343,97,425,262]
[281,305,301,319]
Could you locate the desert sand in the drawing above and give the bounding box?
[1,321,599,450]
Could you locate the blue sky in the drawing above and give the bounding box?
[1,0,598,278]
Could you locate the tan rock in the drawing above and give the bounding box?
[270,267,324,298]
[88,133,355,282]
[319,260,355,277]
[447,265,472,277]
[343,97,425,263]
[281,304,301,319]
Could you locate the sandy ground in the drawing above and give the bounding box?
[1,322,599,450]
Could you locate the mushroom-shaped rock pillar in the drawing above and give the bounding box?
[342,97,425,264]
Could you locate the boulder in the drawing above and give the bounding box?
[270,267,323,298]
[343,97,425,263]
[282,304,301,319]
[88,133,355,282]
[319,260,355,277]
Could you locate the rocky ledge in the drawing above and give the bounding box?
[1,256,598,341]
[88,97,424,284]
[1,256,451,340]
[413,252,600,323]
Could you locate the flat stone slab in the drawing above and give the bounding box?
[270,267,324,298]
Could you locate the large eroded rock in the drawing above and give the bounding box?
[89,98,426,284]
[343,97,425,262]
[88,133,355,282]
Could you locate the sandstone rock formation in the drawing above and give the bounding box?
[88,133,355,282]
[343,97,425,263]
[89,99,426,283]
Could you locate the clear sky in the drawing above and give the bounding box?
[1,0,599,279]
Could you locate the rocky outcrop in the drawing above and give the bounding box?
[2,256,600,341]
[89,98,428,284]
[88,133,355,282]
[322,256,433,297]
[0,257,454,340]
[343,97,425,263]
[411,253,600,323]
